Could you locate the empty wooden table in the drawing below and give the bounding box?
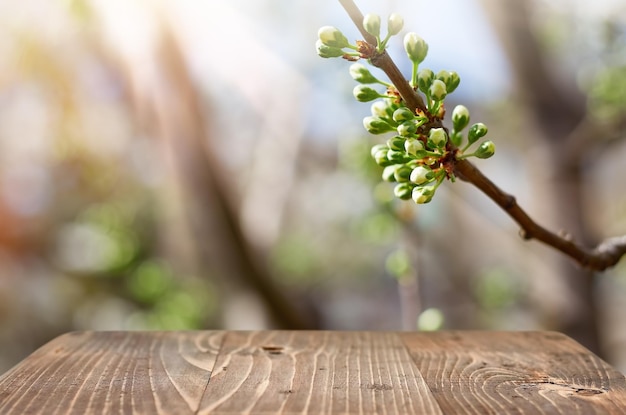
[0,331,625,414]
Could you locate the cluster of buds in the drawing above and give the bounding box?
[316,13,404,60]
[317,12,495,204]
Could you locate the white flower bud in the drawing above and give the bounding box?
[353,85,382,102]
[370,101,391,118]
[404,32,428,64]
[349,63,379,84]
[404,138,425,156]
[410,166,434,185]
[412,185,435,204]
[428,128,447,149]
[452,105,470,132]
[363,13,381,38]
[429,79,447,101]
[318,26,350,49]
[387,13,404,36]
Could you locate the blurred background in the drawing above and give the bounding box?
[1,0,626,374]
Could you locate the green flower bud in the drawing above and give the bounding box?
[363,13,381,38]
[412,185,435,204]
[452,105,470,132]
[467,122,488,145]
[428,127,447,149]
[404,32,428,64]
[370,144,388,158]
[447,71,460,93]
[436,70,451,85]
[405,138,425,157]
[417,69,434,95]
[394,183,414,200]
[373,148,393,166]
[410,165,435,185]
[318,26,350,49]
[386,136,405,151]
[387,13,404,36]
[429,79,447,101]
[316,40,345,58]
[353,85,382,102]
[363,116,395,134]
[382,165,398,182]
[397,121,417,137]
[349,63,379,84]
[474,141,495,159]
[394,165,413,182]
[387,149,408,163]
[392,107,415,123]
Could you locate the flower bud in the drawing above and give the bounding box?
[417,69,434,95]
[474,141,495,159]
[386,136,405,151]
[370,143,388,158]
[363,13,381,38]
[382,165,398,182]
[451,105,470,132]
[370,101,394,119]
[316,40,344,58]
[353,85,382,102]
[392,107,415,123]
[405,139,426,158]
[394,165,413,182]
[410,165,435,185]
[467,122,488,145]
[394,183,414,200]
[412,185,435,204]
[349,63,379,84]
[387,149,408,163]
[428,127,447,149]
[429,80,447,101]
[387,13,404,36]
[436,70,451,85]
[447,71,460,93]
[397,121,417,137]
[318,26,350,49]
[404,33,428,64]
[373,148,393,166]
[363,116,395,134]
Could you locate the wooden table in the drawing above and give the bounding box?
[0,331,625,414]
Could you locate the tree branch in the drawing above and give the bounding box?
[453,159,626,271]
[338,0,626,272]
[338,0,427,114]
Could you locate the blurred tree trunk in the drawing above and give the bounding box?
[481,0,600,353]
[102,17,317,329]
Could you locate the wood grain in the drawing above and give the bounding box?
[198,331,441,414]
[401,331,626,414]
[0,331,224,415]
[1,330,625,414]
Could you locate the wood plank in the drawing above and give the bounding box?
[400,331,626,414]
[197,331,442,414]
[0,331,224,415]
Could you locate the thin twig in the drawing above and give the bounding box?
[338,0,626,271]
[338,0,427,114]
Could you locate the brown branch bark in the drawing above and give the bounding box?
[338,0,626,272]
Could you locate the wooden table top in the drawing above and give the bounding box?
[0,331,625,414]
